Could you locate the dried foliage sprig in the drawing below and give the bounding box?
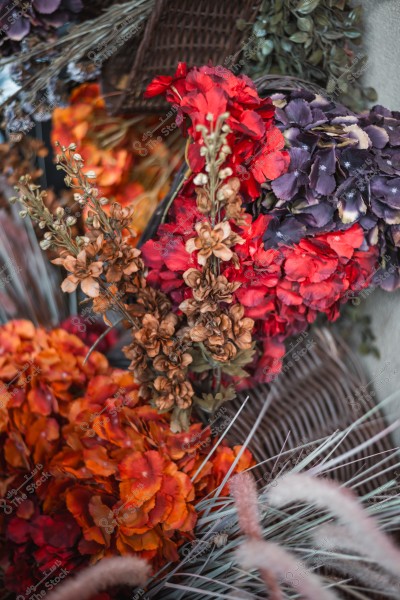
[180,114,255,410]
[0,0,155,126]
[12,140,254,428]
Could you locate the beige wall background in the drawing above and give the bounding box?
[355,0,400,434]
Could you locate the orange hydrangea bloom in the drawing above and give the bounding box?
[0,320,253,597]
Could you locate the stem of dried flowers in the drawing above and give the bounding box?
[189,113,239,402]
[12,144,137,329]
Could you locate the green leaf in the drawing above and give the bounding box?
[344,30,361,39]
[296,0,321,15]
[289,31,309,43]
[308,48,323,65]
[221,364,249,378]
[190,348,214,373]
[323,31,344,40]
[297,16,313,32]
[220,345,256,377]
[261,39,275,56]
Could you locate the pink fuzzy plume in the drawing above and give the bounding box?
[268,473,400,579]
[231,472,283,600]
[46,556,150,600]
[230,471,263,539]
[236,541,340,600]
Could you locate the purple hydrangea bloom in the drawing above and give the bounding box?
[261,90,400,289]
[0,0,82,51]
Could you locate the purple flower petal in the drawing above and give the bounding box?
[338,190,367,224]
[271,172,300,201]
[371,198,400,223]
[365,125,389,149]
[285,99,313,127]
[6,17,30,40]
[33,0,62,14]
[296,203,334,228]
[309,108,327,128]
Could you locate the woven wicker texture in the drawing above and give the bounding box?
[224,328,397,496]
[101,0,261,114]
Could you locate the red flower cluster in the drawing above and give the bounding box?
[141,63,380,386]
[0,321,253,597]
[145,63,290,198]
[143,207,378,382]
[226,219,378,380]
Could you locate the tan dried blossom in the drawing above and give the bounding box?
[153,350,193,379]
[134,287,172,319]
[134,313,178,358]
[123,343,149,382]
[180,268,241,316]
[195,187,212,214]
[208,339,237,362]
[91,284,122,314]
[53,250,103,297]
[229,304,254,350]
[217,177,240,203]
[153,376,194,410]
[190,311,237,362]
[108,203,135,229]
[101,242,144,283]
[225,195,249,226]
[185,221,244,266]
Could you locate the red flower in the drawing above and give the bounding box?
[223,221,378,380]
[145,64,290,198]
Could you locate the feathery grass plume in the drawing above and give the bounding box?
[312,523,400,596]
[230,472,263,539]
[231,472,283,600]
[46,556,150,600]
[322,557,400,598]
[268,473,400,579]
[142,393,400,599]
[236,540,340,600]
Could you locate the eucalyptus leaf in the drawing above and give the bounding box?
[308,48,323,65]
[344,30,361,38]
[261,39,275,56]
[289,31,309,43]
[297,16,313,32]
[296,0,321,15]
[323,31,344,40]
[270,11,283,26]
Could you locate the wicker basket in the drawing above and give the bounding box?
[226,328,397,496]
[101,0,262,114]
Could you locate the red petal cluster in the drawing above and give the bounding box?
[143,211,378,383]
[228,219,378,381]
[145,63,290,198]
[0,321,253,597]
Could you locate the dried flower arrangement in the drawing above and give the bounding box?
[0,319,253,598]
[11,63,400,430]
